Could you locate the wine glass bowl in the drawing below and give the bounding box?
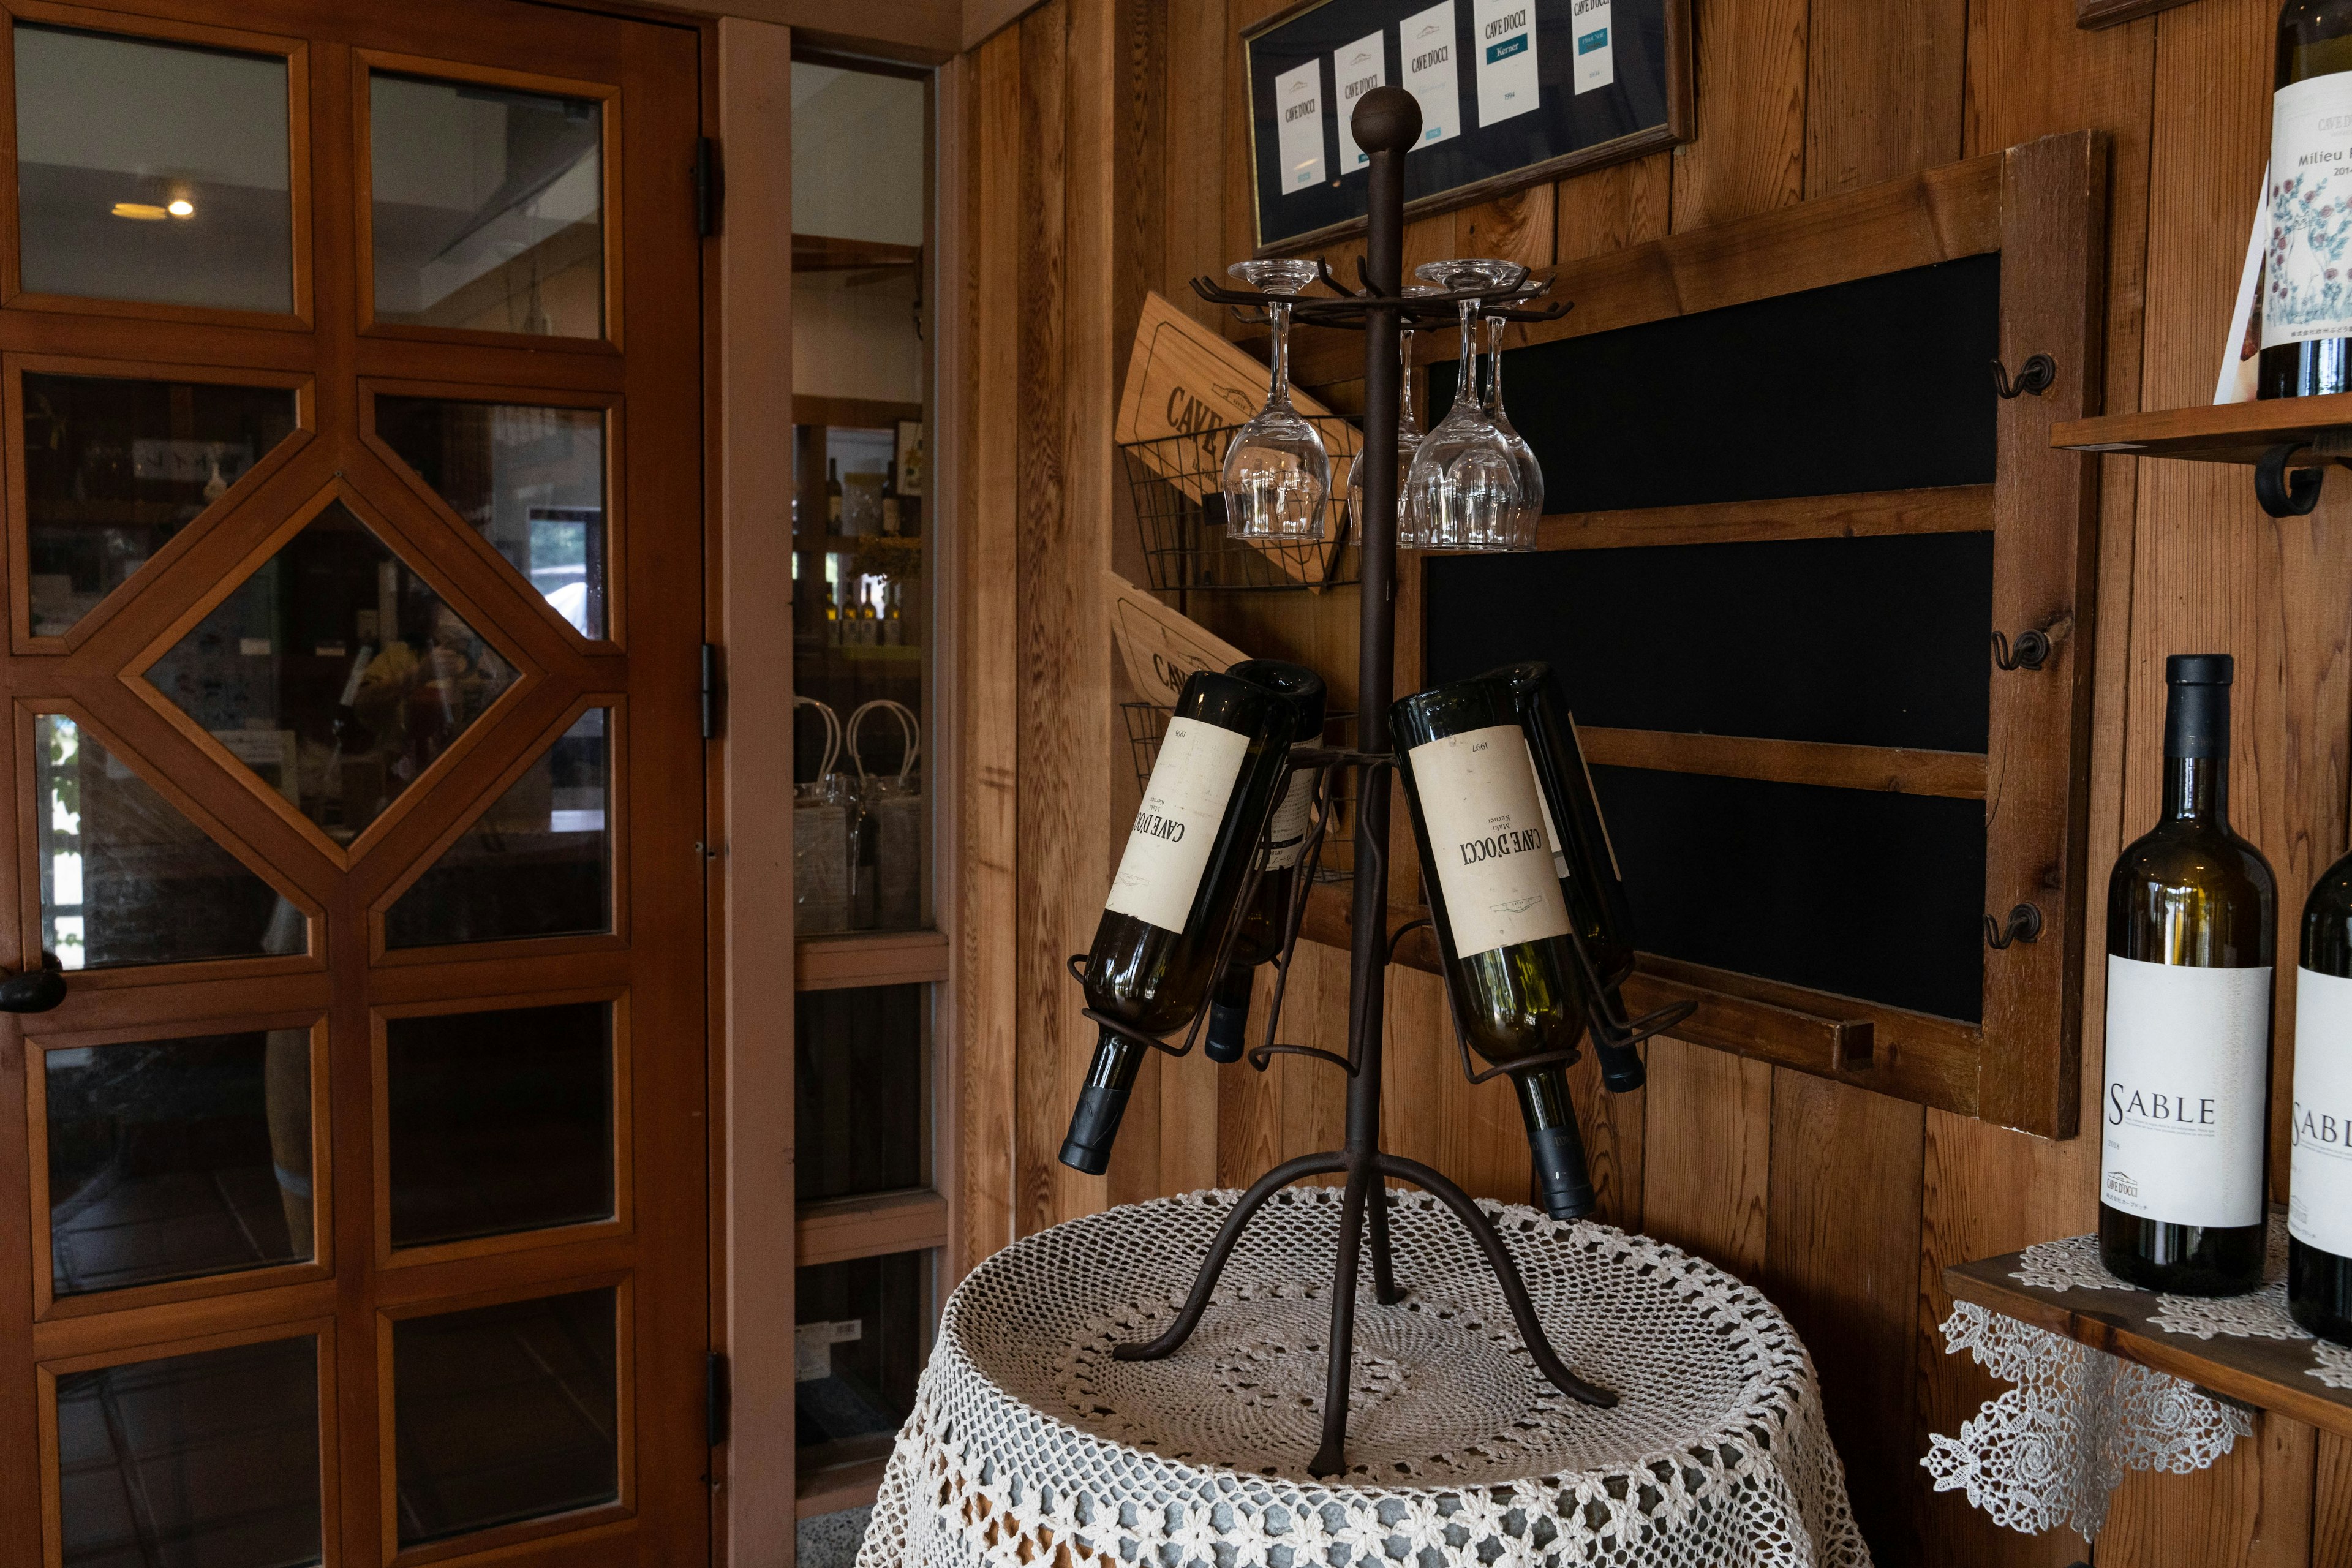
[1401,258,1529,552]
[1222,258,1331,541]
[1484,313,1543,550]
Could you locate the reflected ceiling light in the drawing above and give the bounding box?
[167,198,194,217]
[110,202,168,221]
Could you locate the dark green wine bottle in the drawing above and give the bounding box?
[1061,668,1299,1174]
[2100,655,2275,1295]
[1393,673,1596,1219]
[2291,853,2352,1343]
[1498,661,1645,1092]
[2261,2,2352,398]
[1203,660,1327,1063]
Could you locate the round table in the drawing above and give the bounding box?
[856,1186,1869,1567]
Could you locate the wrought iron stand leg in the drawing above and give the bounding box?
[1112,1151,1348,1362]
[1378,1154,1618,1409]
[1365,1177,1401,1305]
[1309,1158,1374,1477]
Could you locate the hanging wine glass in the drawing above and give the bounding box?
[1221,258,1330,540]
[1403,260,1526,551]
[1348,282,1442,544]
[1483,311,1543,549]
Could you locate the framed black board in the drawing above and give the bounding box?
[1244,0,1691,252]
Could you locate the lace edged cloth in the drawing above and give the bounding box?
[1921,1215,2343,1540]
[858,1188,1870,1567]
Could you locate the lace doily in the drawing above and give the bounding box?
[2010,1217,2313,1341]
[858,1187,1868,1568]
[2312,1340,2352,1390]
[1921,1303,2250,1540]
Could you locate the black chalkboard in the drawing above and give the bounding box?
[1246,0,1681,250]
[1432,254,2002,511]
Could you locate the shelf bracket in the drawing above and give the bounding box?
[2256,442,2328,519]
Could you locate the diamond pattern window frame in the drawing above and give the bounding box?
[368,693,628,965]
[5,352,316,655]
[13,699,324,990]
[359,379,624,651]
[0,0,316,333]
[372,1270,633,1562]
[35,1317,339,1566]
[121,477,543,875]
[370,984,631,1272]
[25,1012,331,1322]
[352,47,623,355]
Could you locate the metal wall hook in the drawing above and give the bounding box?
[1991,628,2051,671]
[1985,903,2043,951]
[2256,442,2328,518]
[0,950,65,1013]
[1990,353,2056,399]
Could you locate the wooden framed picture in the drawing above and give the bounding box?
[1243,0,1692,253]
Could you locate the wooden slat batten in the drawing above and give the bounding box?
[1298,883,1980,1114]
[1289,152,2003,388]
[1533,484,1994,551]
[1977,130,2106,1140]
[1578,727,1989,799]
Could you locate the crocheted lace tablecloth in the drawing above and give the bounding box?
[856,1186,1868,1568]
[1920,1215,2343,1541]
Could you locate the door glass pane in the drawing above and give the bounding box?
[141,500,521,846]
[14,23,293,313]
[56,1335,321,1568]
[374,396,606,637]
[369,72,603,338]
[24,371,301,636]
[385,707,610,948]
[393,1287,618,1545]
[386,1001,612,1249]
[46,1028,310,1297]
[37,715,300,970]
[797,1251,928,1474]
[797,985,925,1202]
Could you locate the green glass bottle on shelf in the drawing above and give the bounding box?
[2099,655,2275,1295]
[2261,1,2352,398]
[1393,673,1596,1219]
[1060,667,1300,1174]
[2290,851,2352,1343]
[1202,659,1327,1065]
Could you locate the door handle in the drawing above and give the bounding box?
[0,952,66,1013]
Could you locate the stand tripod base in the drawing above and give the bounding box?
[1111,1153,1618,1477]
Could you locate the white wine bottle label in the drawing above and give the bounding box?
[1107,717,1251,933]
[2100,954,2272,1227]
[1522,738,1570,881]
[2264,72,2352,350]
[1264,769,1317,871]
[2292,966,2352,1257]
[1411,723,1572,960]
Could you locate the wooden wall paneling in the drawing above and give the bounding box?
[1638,1036,1770,1280]
[2101,1411,2319,1568]
[1803,0,1965,199]
[2317,1430,2352,1568]
[1013,0,1077,1234]
[1161,0,1229,333]
[1762,1074,1926,1564]
[1668,0,1808,231]
[957,20,1023,1276]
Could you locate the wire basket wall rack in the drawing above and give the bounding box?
[1119,416,1360,592]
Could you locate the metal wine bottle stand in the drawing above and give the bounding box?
[1066,89,1693,1479]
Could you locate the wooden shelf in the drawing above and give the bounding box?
[2052,394,2352,466]
[796,927,948,990]
[1946,1245,2352,1441]
[793,233,921,273]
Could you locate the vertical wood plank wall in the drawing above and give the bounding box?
[953,1,2352,1563]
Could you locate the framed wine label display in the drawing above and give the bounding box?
[1394,133,2110,1139]
[1243,0,1692,251]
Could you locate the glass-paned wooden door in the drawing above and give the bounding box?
[0,2,709,1565]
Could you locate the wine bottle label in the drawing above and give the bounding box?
[2292,966,2352,1257]
[2100,954,2272,1227]
[1106,717,1250,933]
[1410,724,1572,960]
[2264,72,2352,350]
[1264,769,1317,871]
[1522,738,1570,881]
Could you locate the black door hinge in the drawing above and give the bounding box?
[695,136,722,238]
[700,643,722,739]
[707,1350,729,1447]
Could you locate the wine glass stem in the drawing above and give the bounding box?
[1400,326,1417,435]
[1265,300,1294,413]
[1485,317,1506,415]
[1457,301,1478,412]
